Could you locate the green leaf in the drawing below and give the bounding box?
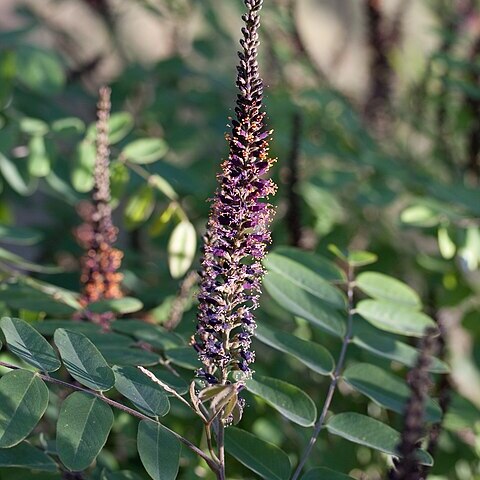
[0,225,43,245]
[0,247,61,274]
[0,442,57,471]
[57,392,114,471]
[108,113,134,144]
[347,250,377,267]
[0,283,80,314]
[225,427,291,480]
[168,221,196,279]
[0,370,49,447]
[0,152,36,196]
[164,347,200,370]
[255,324,334,376]
[71,140,95,192]
[356,272,422,309]
[16,46,65,95]
[0,50,15,109]
[45,170,79,205]
[146,368,189,395]
[112,320,183,350]
[149,175,178,200]
[137,420,180,480]
[122,138,168,164]
[246,375,317,427]
[125,185,155,229]
[86,332,134,349]
[438,226,456,259]
[326,413,432,466]
[352,323,449,373]
[113,366,170,417]
[343,363,442,421]
[51,117,85,135]
[302,467,354,480]
[34,320,101,336]
[264,270,345,337]
[0,317,61,372]
[400,205,440,227]
[264,252,346,309]
[357,300,437,337]
[54,329,115,391]
[99,346,160,367]
[87,297,144,315]
[270,247,346,282]
[28,135,51,177]
[110,160,130,206]
[19,118,49,136]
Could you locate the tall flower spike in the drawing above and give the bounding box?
[389,327,438,480]
[75,86,124,328]
[192,0,276,386]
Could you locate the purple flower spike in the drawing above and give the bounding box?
[192,0,275,385]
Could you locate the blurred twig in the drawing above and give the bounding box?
[285,112,303,248]
[165,270,199,330]
[465,36,480,184]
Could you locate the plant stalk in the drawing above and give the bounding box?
[291,264,355,479]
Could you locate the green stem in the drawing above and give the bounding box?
[216,417,226,480]
[291,264,355,479]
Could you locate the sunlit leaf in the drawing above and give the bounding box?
[326,413,433,466]
[122,138,168,164]
[124,185,155,229]
[87,297,143,315]
[356,272,421,309]
[246,375,317,427]
[343,363,442,421]
[168,221,196,279]
[19,118,49,136]
[438,226,456,259]
[71,139,95,192]
[0,317,61,372]
[357,300,437,337]
[28,135,50,178]
[264,270,345,337]
[270,247,345,282]
[352,322,448,373]
[264,251,346,309]
[255,323,334,376]
[54,329,115,391]
[113,365,170,417]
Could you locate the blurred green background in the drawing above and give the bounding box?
[0,0,479,479]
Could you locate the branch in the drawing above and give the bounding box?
[0,360,219,473]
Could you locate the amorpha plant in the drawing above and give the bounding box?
[0,1,478,480]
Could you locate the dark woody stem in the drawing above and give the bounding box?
[0,360,219,474]
[291,264,355,480]
[285,112,303,247]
